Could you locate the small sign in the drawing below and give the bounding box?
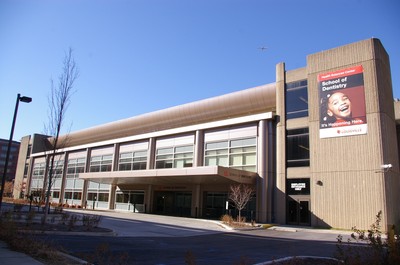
[287,178,310,195]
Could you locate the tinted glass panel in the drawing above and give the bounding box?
[286,128,309,167]
[286,80,308,119]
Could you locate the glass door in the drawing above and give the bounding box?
[287,197,311,226]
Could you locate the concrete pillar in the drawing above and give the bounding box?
[145,185,153,213]
[194,130,204,167]
[192,184,201,217]
[147,138,156,169]
[113,143,120,171]
[257,119,267,223]
[108,184,117,210]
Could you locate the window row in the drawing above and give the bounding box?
[32,136,258,176]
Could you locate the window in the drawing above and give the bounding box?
[51,160,64,178]
[64,192,72,200]
[87,192,109,202]
[24,164,29,176]
[118,150,147,171]
[155,145,193,169]
[204,141,229,167]
[205,137,257,172]
[32,162,46,179]
[286,128,310,167]
[116,193,130,203]
[73,192,82,200]
[286,80,308,119]
[174,145,193,168]
[89,155,113,172]
[115,191,144,204]
[67,158,86,177]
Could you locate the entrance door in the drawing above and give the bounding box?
[287,197,311,226]
[154,191,192,217]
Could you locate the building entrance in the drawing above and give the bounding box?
[287,197,311,226]
[154,191,192,217]
[286,178,311,226]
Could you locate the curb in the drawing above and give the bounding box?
[253,255,343,265]
[17,229,117,237]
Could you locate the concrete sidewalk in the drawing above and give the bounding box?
[0,241,44,265]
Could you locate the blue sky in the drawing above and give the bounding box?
[1,0,399,141]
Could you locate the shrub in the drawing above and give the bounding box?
[59,212,70,225]
[220,214,234,225]
[82,214,102,230]
[80,243,129,265]
[336,211,400,265]
[25,210,36,226]
[68,214,79,230]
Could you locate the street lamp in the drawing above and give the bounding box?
[0,93,32,211]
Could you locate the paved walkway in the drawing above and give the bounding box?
[0,241,44,265]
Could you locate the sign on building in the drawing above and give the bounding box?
[318,65,367,138]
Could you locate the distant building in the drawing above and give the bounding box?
[0,138,21,194]
[14,38,400,231]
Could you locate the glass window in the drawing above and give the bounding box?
[98,193,109,202]
[205,137,257,172]
[64,191,72,199]
[286,128,310,167]
[32,162,46,179]
[155,145,193,169]
[118,150,147,171]
[50,160,64,178]
[73,192,82,200]
[90,155,113,172]
[67,157,86,178]
[286,80,308,119]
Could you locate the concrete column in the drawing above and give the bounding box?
[59,152,68,204]
[194,130,204,167]
[266,120,276,223]
[257,119,267,223]
[275,62,287,224]
[108,184,117,210]
[113,143,120,171]
[145,185,153,213]
[191,184,201,217]
[147,138,156,169]
[81,148,91,209]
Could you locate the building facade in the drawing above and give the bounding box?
[14,38,400,230]
[0,138,21,188]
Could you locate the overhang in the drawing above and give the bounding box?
[79,166,257,186]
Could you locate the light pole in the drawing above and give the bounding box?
[0,93,32,211]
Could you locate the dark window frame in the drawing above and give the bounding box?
[286,80,308,119]
[286,128,310,167]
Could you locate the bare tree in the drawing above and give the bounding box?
[43,48,78,222]
[228,184,254,223]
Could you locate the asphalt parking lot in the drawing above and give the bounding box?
[48,208,347,264]
[1,204,350,265]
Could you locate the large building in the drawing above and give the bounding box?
[14,38,400,231]
[0,138,20,181]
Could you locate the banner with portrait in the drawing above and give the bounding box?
[318,65,367,138]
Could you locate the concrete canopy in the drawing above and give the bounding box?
[79,166,257,186]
